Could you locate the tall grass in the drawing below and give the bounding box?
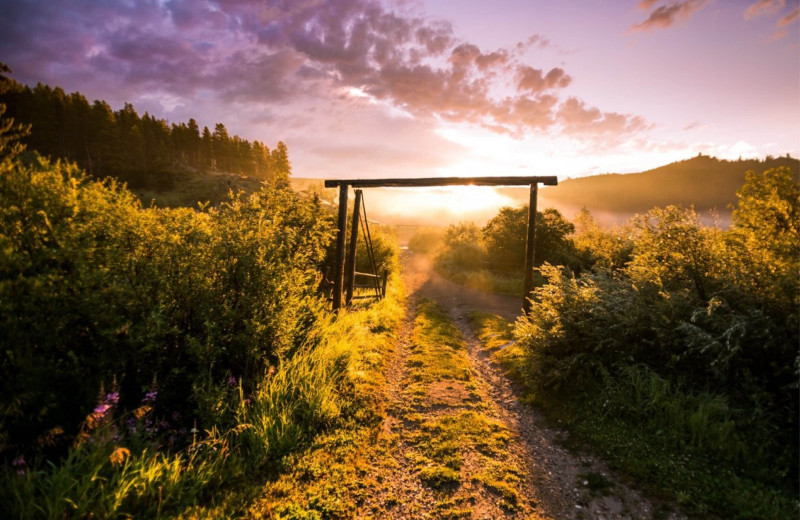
[0,149,404,518]
[0,275,404,519]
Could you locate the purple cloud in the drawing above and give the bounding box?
[557,98,650,137]
[629,0,708,33]
[0,0,648,146]
[743,0,799,40]
[744,0,786,20]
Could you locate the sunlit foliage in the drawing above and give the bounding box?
[514,167,799,517]
[0,152,331,461]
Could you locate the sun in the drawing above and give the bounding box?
[436,186,514,215]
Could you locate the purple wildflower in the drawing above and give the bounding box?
[227,376,236,387]
[12,455,26,476]
[143,390,157,404]
[105,392,119,404]
[93,403,111,416]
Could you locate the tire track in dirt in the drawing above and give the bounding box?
[404,251,685,520]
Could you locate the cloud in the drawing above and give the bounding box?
[516,66,571,93]
[744,0,786,20]
[636,0,661,11]
[0,0,651,155]
[629,0,708,33]
[557,97,650,138]
[742,0,799,40]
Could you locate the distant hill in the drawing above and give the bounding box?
[536,155,799,217]
[289,155,800,228]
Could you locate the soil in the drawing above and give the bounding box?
[370,251,685,520]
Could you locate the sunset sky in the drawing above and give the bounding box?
[1,0,798,180]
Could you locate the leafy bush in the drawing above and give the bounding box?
[0,153,331,460]
[515,168,799,504]
[572,208,633,270]
[434,222,484,272]
[408,227,444,255]
[481,206,578,275]
[0,274,404,519]
[355,224,398,280]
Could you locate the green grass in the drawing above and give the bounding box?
[1,276,405,520]
[398,300,545,518]
[466,311,799,520]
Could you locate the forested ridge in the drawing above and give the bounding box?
[537,154,800,214]
[0,75,291,190]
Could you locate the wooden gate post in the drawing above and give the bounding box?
[522,183,538,314]
[345,189,363,306]
[332,183,349,310]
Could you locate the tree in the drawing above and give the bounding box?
[212,123,230,171]
[200,126,213,169]
[436,222,484,271]
[481,205,577,274]
[270,141,291,184]
[627,205,722,302]
[0,63,29,161]
[481,206,527,274]
[186,118,200,166]
[727,166,800,311]
[572,207,633,271]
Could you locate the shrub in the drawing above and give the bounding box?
[515,170,799,491]
[0,153,331,460]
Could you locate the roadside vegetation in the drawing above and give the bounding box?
[408,207,579,295]
[0,78,405,517]
[463,166,799,519]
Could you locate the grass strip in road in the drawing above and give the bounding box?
[403,300,542,518]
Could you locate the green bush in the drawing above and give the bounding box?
[0,153,331,459]
[407,227,444,255]
[481,206,578,275]
[515,168,799,498]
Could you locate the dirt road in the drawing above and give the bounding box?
[374,251,683,520]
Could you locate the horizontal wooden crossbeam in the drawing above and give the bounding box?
[324,176,557,188]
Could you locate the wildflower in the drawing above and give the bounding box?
[12,455,26,476]
[109,446,131,467]
[143,390,157,404]
[105,392,119,404]
[227,375,237,387]
[93,403,111,416]
[267,366,275,377]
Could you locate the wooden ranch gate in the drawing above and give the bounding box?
[324,176,558,313]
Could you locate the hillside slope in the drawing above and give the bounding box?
[538,155,799,215]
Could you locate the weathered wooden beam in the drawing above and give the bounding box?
[324,176,558,188]
[522,184,538,315]
[354,271,381,279]
[332,184,348,311]
[345,189,363,306]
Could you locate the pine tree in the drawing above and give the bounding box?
[0,63,30,161]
